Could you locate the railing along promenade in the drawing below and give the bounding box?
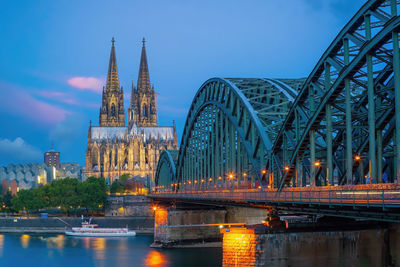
[152,184,400,209]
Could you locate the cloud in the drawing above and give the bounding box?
[0,137,42,164]
[0,82,71,125]
[38,91,79,105]
[50,113,86,145]
[67,76,104,93]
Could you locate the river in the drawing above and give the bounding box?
[0,234,222,267]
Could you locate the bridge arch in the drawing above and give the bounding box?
[155,150,178,190]
[171,78,303,191]
[155,0,400,192]
[271,0,400,189]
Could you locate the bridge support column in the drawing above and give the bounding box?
[152,205,268,248]
[221,223,400,267]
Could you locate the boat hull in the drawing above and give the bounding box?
[65,231,136,237]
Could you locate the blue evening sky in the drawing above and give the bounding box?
[0,0,365,166]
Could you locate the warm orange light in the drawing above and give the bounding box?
[355,155,361,161]
[144,250,167,266]
[314,161,321,167]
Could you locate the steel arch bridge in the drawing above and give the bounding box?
[155,0,400,200]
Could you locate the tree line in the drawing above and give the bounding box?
[0,177,107,216]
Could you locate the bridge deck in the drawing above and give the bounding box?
[150,184,400,222]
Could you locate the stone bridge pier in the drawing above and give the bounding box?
[151,203,268,248]
[221,223,400,267]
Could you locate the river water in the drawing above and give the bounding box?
[0,234,222,267]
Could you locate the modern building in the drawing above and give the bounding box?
[85,38,178,182]
[0,163,85,193]
[44,151,60,169]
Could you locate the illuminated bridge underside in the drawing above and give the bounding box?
[154,0,400,221]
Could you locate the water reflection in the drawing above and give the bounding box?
[20,234,30,248]
[0,235,4,257]
[0,235,221,267]
[81,237,107,260]
[144,250,168,267]
[45,234,66,249]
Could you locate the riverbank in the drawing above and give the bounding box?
[0,217,154,234]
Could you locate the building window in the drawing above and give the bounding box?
[111,104,116,116]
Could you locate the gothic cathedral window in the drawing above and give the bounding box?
[111,104,116,117]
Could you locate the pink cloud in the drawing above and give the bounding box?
[67,76,104,93]
[38,91,79,105]
[0,83,70,125]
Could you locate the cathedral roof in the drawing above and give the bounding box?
[137,38,151,91]
[136,126,175,141]
[90,125,175,142]
[106,37,120,91]
[91,126,127,140]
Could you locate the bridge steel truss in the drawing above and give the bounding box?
[155,0,400,194]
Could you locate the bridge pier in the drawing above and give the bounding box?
[221,222,400,267]
[151,204,268,248]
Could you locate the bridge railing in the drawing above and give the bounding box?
[152,185,400,208]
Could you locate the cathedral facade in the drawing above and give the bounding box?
[85,38,178,182]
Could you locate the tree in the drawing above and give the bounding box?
[119,174,130,183]
[79,177,107,214]
[11,188,45,215]
[110,180,124,194]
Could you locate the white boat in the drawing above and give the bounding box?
[65,223,136,237]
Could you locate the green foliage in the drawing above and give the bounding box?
[7,177,108,215]
[79,177,107,211]
[110,180,125,193]
[118,174,130,183]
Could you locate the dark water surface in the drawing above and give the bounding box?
[0,234,222,267]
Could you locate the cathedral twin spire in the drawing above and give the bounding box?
[137,38,151,91]
[100,38,158,128]
[106,37,120,91]
[99,38,125,127]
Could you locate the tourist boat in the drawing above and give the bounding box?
[65,222,136,237]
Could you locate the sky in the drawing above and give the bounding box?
[0,0,365,166]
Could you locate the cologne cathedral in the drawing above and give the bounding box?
[85,38,178,182]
